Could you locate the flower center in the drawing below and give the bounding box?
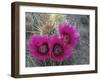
[64,34,71,43]
[38,43,49,54]
[53,43,64,56]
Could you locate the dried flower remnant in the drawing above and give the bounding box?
[37,14,54,35]
[40,22,54,34]
[50,14,65,25]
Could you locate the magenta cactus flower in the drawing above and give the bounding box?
[50,35,72,62]
[27,35,50,61]
[58,23,80,48]
[27,23,79,63]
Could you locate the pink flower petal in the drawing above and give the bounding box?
[58,23,80,48]
[27,35,50,61]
